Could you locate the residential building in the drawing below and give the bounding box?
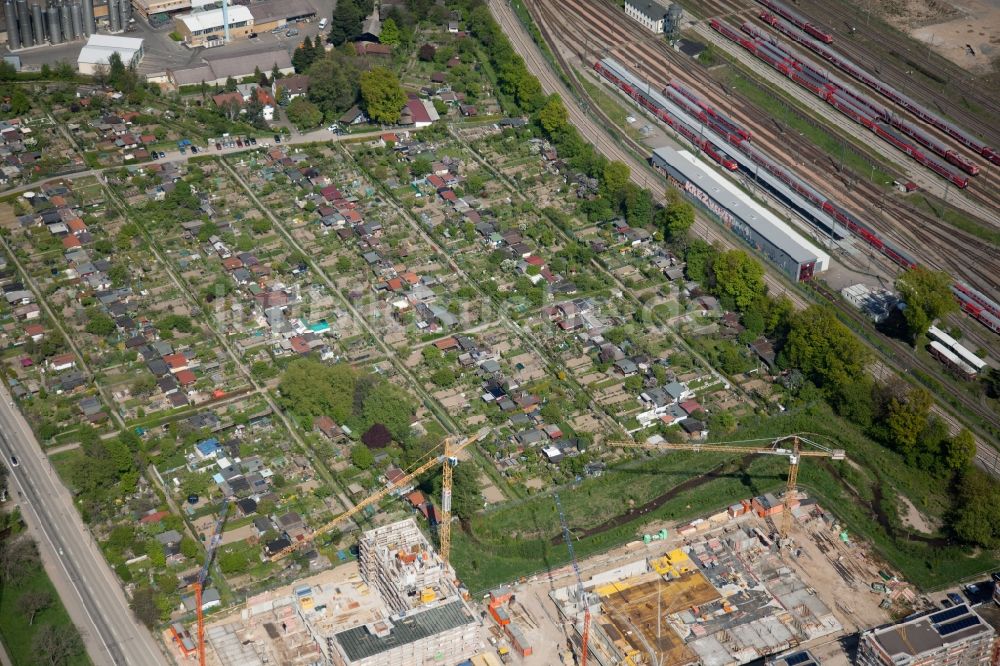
[857,604,995,666]
[625,0,668,33]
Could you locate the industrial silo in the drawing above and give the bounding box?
[107,0,119,32]
[46,0,60,43]
[117,0,127,28]
[70,1,81,39]
[59,0,72,41]
[80,0,92,34]
[4,0,20,50]
[16,0,32,47]
[31,1,44,43]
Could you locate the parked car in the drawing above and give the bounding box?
[215,143,222,150]
[286,28,299,37]
[236,138,243,147]
[249,137,257,145]
[274,134,281,143]
[190,146,198,154]
[9,455,18,468]
[947,592,964,606]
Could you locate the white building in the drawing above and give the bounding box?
[77,34,145,75]
[625,0,668,33]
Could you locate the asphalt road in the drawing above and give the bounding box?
[0,383,166,666]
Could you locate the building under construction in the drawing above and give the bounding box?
[202,519,482,666]
[329,519,480,666]
[857,603,995,666]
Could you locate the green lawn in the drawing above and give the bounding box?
[0,564,90,666]
[450,405,999,594]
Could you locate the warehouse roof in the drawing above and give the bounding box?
[178,5,253,31]
[78,34,144,66]
[652,146,828,268]
[333,601,475,662]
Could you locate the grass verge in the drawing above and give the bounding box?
[450,405,999,594]
[0,550,90,665]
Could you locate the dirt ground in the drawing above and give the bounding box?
[887,0,1000,73]
[504,507,896,665]
[897,495,941,534]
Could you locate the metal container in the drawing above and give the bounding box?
[16,0,32,47]
[31,1,45,43]
[45,0,59,44]
[70,1,81,39]
[4,0,20,50]
[81,0,93,34]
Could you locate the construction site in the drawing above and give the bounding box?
[496,490,918,666]
[191,519,489,666]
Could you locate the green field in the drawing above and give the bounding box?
[450,406,999,594]
[0,561,90,666]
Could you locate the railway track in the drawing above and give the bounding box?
[500,0,1000,471]
[531,0,1000,301]
[795,0,1000,149]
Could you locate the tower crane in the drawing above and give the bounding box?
[269,428,490,563]
[607,435,845,541]
[192,498,230,666]
[554,492,590,666]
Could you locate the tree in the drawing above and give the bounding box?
[380,17,401,45]
[943,429,977,472]
[953,467,1000,548]
[783,305,870,396]
[179,536,200,559]
[536,94,568,135]
[0,536,40,584]
[32,623,83,666]
[306,54,360,120]
[883,386,932,458]
[328,0,362,46]
[17,590,52,625]
[293,36,317,73]
[712,250,766,311]
[286,97,324,129]
[602,160,631,199]
[684,239,716,283]
[418,43,437,61]
[350,444,374,470]
[411,155,432,177]
[130,586,160,627]
[224,76,237,92]
[430,367,456,387]
[656,189,695,239]
[895,267,957,340]
[359,67,407,124]
[85,311,116,337]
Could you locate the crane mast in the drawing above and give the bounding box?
[554,493,589,666]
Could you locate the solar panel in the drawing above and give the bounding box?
[938,616,980,636]
[930,605,966,623]
[785,653,811,665]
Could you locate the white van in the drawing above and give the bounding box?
[319,18,328,30]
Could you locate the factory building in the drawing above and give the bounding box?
[130,0,189,21]
[652,145,829,282]
[247,0,314,33]
[857,603,995,666]
[624,0,668,33]
[164,45,292,87]
[77,32,142,74]
[173,4,252,47]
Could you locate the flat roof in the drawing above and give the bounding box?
[178,5,252,31]
[333,601,475,662]
[653,146,828,268]
[248,0,316,23]
[867,604,993,659]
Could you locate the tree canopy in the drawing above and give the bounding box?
[359,67,407,124]
[712,249,766,311]
[895,267,956,340]
[783,305,870,394]
[286,97,324,129]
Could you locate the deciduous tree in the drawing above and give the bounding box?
[359,67,406,124]
[712,249,766,311]
[32,623,83,666]
[16,590,52,625]
[286,97,324,129]
[895,267,956,340]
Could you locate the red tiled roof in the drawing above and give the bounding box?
[406,97,432,124]
[62,235,82,249]
[175,369,197,386]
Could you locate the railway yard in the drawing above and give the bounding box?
[519,0,1000,362]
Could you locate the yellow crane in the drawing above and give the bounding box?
[607,434,845,540]
[269,428,490,562]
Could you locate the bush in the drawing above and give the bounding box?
[169,32,183,42]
